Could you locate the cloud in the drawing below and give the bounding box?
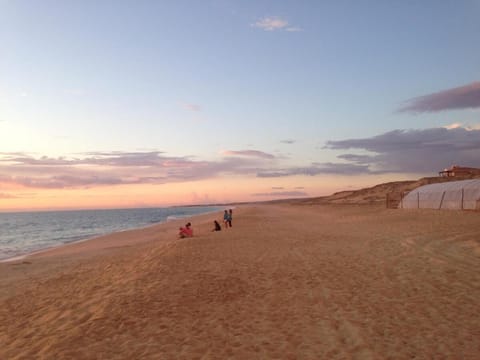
[444,123,463,129]
[252,126,480,178]
[271,186,284,190]
[251,16,302,32]
[0,192,16,199]
[285,27,302,32]
[0,151,176,167]
[182,103,202,112]
[5,126,477,188]
[398,81,480,113]
[324,126,480,174]
[252,191,308,197]
[0,150,276,189]
[280,139,296,144]
[444,122,480,131]
[257,163,371,177]
[222,150,276,159]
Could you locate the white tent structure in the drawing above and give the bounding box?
[400,179,480,210]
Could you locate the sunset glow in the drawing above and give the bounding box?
[1,1,479,211]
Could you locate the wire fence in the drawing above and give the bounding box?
[387,188,480,210]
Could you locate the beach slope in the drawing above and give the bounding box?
[1,204,479,359]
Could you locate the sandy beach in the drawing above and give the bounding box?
[1,203,479,359]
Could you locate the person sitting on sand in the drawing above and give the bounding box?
[212,220,221,232]
[178,222,193,238]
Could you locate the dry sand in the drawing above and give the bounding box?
[1,204,479,359]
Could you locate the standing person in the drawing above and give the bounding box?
[228,209,233,227]
[212,220,221,232]
[223,210,229,228]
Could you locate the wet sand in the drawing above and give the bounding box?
[1,204,479,359]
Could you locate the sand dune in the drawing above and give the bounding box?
[1,204,479,359]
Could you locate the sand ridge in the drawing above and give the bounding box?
[1,204,479,359]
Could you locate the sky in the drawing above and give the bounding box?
[1,0,479,211]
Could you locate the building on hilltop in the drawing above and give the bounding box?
[438,165,480,177]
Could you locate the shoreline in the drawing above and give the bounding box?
[0,206,229,304]
[1,203,479,359]
[0,206,225,263]
[25,208,226,260]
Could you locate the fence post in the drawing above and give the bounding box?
[461,188,464,210]
[417,192,420,209]
[439,191,446,209]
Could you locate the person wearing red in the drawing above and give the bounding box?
[178,222,193,238]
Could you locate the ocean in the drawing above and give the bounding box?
[0,206,221,261]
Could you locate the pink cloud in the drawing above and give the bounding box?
[252,16,288,31]
[398,81,480,113]
[0,151,275,189]
[182,103,202,112]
